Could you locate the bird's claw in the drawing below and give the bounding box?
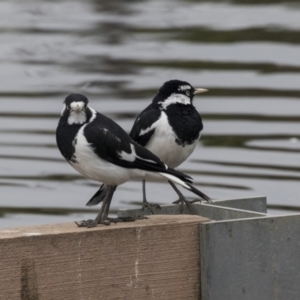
[75,219,99,228]
[172,197,201,215]
[108,216,148,222]
[75,218,111,228]
[75,216,148,228]
[106,217,135,223]
[141,202,161,214]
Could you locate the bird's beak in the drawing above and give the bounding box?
[193,88,208,95]
[70,101,85,113]
[74,106,83,113]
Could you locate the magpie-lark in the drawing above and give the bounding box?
[86,80,212,212]
[56,93,209,227]
[132,79,212,210]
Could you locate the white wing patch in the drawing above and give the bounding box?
[119,144,158,164]
[178,85,191,91]
[158,93,191,110]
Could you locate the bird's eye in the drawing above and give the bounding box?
[186,91,190,96]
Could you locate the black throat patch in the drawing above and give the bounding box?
[166,104,203,146]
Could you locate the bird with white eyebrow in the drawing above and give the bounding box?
[86,80,212,212]
[56,93,211,227]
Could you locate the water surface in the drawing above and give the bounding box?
[1,0,300,228]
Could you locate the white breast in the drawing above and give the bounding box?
[145,112,200,168]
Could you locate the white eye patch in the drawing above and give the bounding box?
[178,85,191,92]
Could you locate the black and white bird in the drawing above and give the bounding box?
[56,93,210,227]
[130,79,212,208]
[86,80,212,212]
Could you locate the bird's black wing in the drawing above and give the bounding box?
[84,112,192,183]
[129,103,161,147]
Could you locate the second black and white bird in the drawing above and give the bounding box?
[130,79,211,209]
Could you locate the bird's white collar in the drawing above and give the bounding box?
[158,93,191,110]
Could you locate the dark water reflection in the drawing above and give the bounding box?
[1,0,300,227]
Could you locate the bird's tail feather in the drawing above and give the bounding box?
[159,172,211,202]
[159,172,190,189]
[185,183,211,202]
[86,184,107,206]
[85,170,211,207]
[161,167,193,184]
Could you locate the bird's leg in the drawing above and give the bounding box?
[75,198,108,228]
[94,185,121,225]
[75,185,116,228]
[169,180,200,214]
[141,179,161,214]
[76,185,147,227]
[99,186,147,223]
[101,186,116,218]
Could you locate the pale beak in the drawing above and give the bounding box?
[70,101,85,113]
[74,105,83,113]
[193,88,208,95]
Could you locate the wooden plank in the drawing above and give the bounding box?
[0,215,209,300]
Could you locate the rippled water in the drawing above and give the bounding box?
[1,0,300,228]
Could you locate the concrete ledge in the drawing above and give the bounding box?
[118,196,267,221]
[200,214,300,300]
[0,215,209,300]
[208,196,267,213]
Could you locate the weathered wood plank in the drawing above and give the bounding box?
[0,215,209,300]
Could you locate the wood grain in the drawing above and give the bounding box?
[0,215,209,300]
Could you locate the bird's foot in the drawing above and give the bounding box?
[107,216,148,223]
[75,219,96,228]
[75,218,111,228]
[206,199,214,204]
[75,215,148,228]
[141,201,161,214]
[106,217,135,223]
[172,197,200,214]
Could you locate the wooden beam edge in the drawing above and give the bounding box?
[0,215,210,240]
